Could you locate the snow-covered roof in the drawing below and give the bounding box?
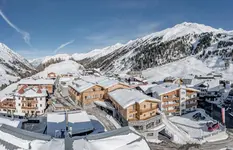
[72,126,150,150]
[108,89,160,109]
[67,111,94,135]
[80,76,108,84]
[0,117,25,128]
[14,87,47,97]
[0,83,17,100]
[147,83,180,95]
[70,80,96,93]
[138,84,157,93]
[18,79,55,85]
[97,79,128,89]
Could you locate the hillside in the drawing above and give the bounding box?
[34,60,84,78]
[72,22,232,77]
[0,43,35,89]
[30,22,233,80]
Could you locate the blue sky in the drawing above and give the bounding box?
[0,0,233,59]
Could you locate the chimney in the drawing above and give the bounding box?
[18,88,25,94]
[37,87,42,93]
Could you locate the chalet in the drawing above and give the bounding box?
[97,79,130,99]
[18,79,55,94]
[108,89,161,125]
[146,83,199,115]
[108,89,162,140]
[0,95,16,116]
[68,80,105,107]
[47,72,56,79]
[14,86,47,116]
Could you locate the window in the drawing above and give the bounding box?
[134,126,143,130]
[40,104,42,107]
[144,105,146,108]
[147,133,154,137]
[150,103,153,109]
[146,122,154,129]
[18,103,20,106]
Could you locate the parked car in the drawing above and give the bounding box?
[208,122,220,132]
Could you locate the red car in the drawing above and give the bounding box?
[208,122,220,132]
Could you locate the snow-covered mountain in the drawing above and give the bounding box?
[72,43,123,61]
[30,44,123,68]
[31,22,233,80]
[0,43,35,88]
[76,22,232,76]
[30,54,71,68]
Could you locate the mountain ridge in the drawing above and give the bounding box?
[29,22,233,76]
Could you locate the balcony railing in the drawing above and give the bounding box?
[162,103,179,108]
[128,115,161,126]
[21,100,37,104]
[166,109,180,113]
[139,107,157,113]
[21,106,37,109]
[163,97,180,102]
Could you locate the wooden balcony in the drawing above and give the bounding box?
[163,97,180,102]
[0,105,15,109]
[139,106,157,113]
[21,100,37,104]
[166,109,180,113]
[22,106,37,109]
[128,109,137,114]
[162,103,179,108]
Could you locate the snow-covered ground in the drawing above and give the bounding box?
[0,83,18,100]
[143,56,233,83]
[169,109,228,142]
[34,60,84,78]
[89,115,106,134]
[142,56,212,83]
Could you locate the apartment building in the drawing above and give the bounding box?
[0,95,16,116]
[108,88,162,140]
[68,79,105,107]
[14,86,47,116]
[145,83,199,115]
[18,79,55,94]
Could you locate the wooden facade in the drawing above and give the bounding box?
[68,85,105,106]
[109,96,158,122]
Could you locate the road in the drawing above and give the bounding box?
[86,107,116,131]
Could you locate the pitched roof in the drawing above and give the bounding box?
[18,79,55,85]
[14,87,47,97]
[71,126,150,150]
[108,89,160,109]
[97,79,128,89]
[147,83,180,95]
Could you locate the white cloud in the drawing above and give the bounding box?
[0,10,32,47]
[54,39,75,53]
